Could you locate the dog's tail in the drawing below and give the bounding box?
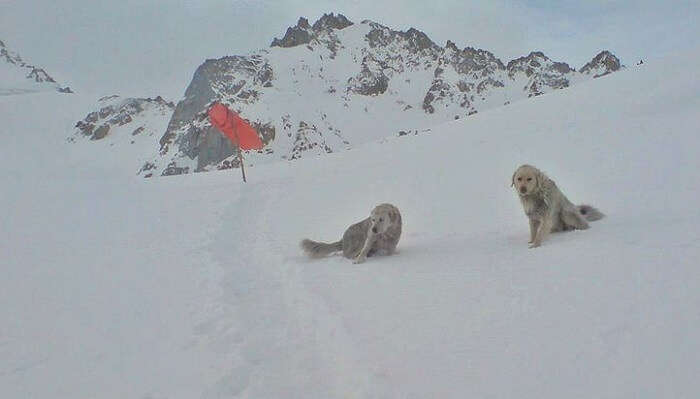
[300,239,342,258]
[578,205,605,222]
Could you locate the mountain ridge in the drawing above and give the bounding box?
[71,13,622,177]
[0,39,72,95]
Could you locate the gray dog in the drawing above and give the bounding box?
[512,164,604,248]
[301,203,402,263]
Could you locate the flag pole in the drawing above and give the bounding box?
[237,145,247,183]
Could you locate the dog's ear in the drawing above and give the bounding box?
[388,210,398,222]
[535,169,548,192]
[511,170,516,187]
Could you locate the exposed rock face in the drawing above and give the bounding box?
[580,50,622,78]
[70,95,176,177]
[271,17,313,48]
[347,58,389,96]
[271,13,353,48]
[75,96,174,141]
[423,43,505,113]
[312,13,353,31]
[74,14,622,177]
[156,54,274,175]
[1,39,72,94]
[507,52,575,97]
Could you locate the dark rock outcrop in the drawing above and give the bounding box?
[74,96,174,141]
[271,13,353,48]
[1,39,69,93]
[580,50,622,78]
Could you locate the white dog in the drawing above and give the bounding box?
[301,203,402,263]
[512,164,604,248]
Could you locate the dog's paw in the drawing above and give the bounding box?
[353,255,367,264]
[529,242,541,249]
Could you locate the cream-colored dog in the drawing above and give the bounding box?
[512,165,604,248]
[301,203,402,263]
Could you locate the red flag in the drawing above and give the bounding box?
[208,103,263,150]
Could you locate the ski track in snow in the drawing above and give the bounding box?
[204,177,375,398]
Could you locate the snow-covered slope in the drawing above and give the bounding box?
[1,47,699,398]
[0,39,72,95]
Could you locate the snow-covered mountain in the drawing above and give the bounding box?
[70,95,175,177]
[0,39,72,95]
[70,14,621,177]
[2,44,699,399]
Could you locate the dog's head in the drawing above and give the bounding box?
[369,204,400,235]
[511,164,544,196]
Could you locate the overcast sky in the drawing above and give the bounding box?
[1,0,698,99]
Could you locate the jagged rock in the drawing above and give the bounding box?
[99,106,114,119]
[312,13,353,31]
[85,112,99,123]
[271,18,312,48]
[365,22,441,56]
[1,39,68,93]
[508,51,573,76]
[507,51,575,96]
[580,50,622,78]
[27,68,56,83]
[73,96,174,145]
[347,59,389,96]
[139,162,156,178]
[271,14,354,48]
[162,163,189,176]
[423,44,505,114]
[92,125,110,140]
[75,121,95,136]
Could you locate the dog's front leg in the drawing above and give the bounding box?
[528,218,540,243]
[353,234,376,264]
[530,215,552,248]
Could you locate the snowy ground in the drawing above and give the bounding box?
[1,49,699,398]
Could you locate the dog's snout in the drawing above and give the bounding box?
[372,227,378,234]
[519,186,527,193]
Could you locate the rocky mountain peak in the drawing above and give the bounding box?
[1,39,23,65]
[74,95,175,141]
[580,50,622,77]
[403,28,436,52]
[1,38,72,94]
[507,51,573,74]
[271,14,354,48]
[363,21,441,57]
[297,17,311,30]
[450,46,505,74]
[312,13,353,31]
[270,18,312,48]
[445,40,459,52]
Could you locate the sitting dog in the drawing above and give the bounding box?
[512,165,604,248]
[301,203,402,263]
